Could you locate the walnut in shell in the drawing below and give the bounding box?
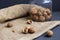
[26,20,33,24]
[22,27,28,34]
[6,22,13,28]
[28,27,35,34]
[46,30,53,37]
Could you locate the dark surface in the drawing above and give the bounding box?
[0,0,60,11]
[34,12,60,40]
[52,0,60,11]
[0,0,29,9]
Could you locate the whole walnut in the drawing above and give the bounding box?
[22,27,28,34]
[6,22,13,28]
[39,16,45,22]
[29,7,52,22]
[46,30,53,37]
[28,27,35,34]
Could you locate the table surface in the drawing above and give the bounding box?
[34,12,60,40]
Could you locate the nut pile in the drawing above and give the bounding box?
[29,7,52,22]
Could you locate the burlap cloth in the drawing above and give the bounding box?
[0,18,60,40]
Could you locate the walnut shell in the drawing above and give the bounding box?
[45,8,51,15]
[30,7,38,15]
[33,15,39,21]
[27,20,33,24]
[22,27,28,34]
[45,15,52,21]
[28,27,35,34]
[6,22,13,28]
[38,11,43,16]
[46,30,53,37]
[39,16,45,22]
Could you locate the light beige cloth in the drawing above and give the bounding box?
[0,4,45,22]
[0,18,60,40]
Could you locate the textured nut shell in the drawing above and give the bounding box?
[33,15,39,21]
[28,27,35,34]
[45,15,52,20]
[7,22,13,28]
[22,27,28,34]
[39,16,45,22]
[27,20,32,24]
[46,30,53,37]
[30,7,38,14]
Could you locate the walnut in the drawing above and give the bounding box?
[6,22,13,28]
[22,27,28,34]
[33,15,39,21]
[26,20,33,24]
[43,11,48,16]
[28,27,35,34]
[38,11,43,16]
[39,16,45,22]
[45,15,52,21]
[46,30,53,37]
[30,7,38,15]
[46,8,51,15]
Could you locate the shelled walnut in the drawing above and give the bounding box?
[29,7,52,22]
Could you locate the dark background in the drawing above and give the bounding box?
[0,0,60,11]
[52,0,60,11]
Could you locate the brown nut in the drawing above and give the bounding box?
[38,11,43,16]
[39,16,45,22]
[38,9,44,14]
[46,8,51,15]
[22,27,28,34]
[28,27,35,34]
[6,22,13,28]
[30,7,38,14]
[45,15,52,20]
[43,11,48,16]
[27,20,33,24]
[46,30,53,37]
[33,15,39,21]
